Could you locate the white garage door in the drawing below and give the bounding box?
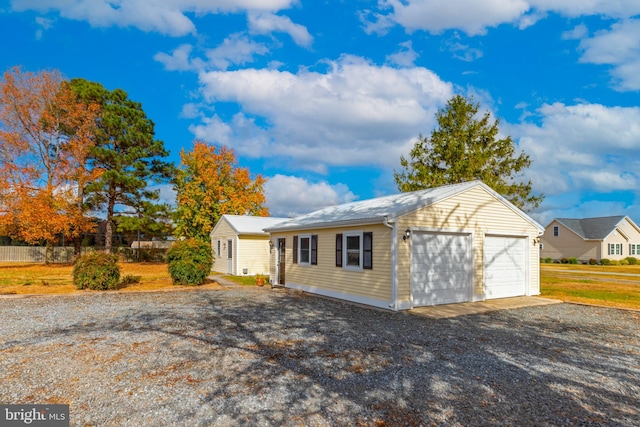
[411,232,472,306]
[484,236,527,299]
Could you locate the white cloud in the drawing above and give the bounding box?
[375,0,640,35]
[205,33,270,70]
[561,23,588,40]
[512,102,640,198]
[385,41,419,67]
[149,184,177,207]
[154,44,195,71]
[443,34,484,62]
[264,175,358,217]
[155,35,270,72]
[577,19,640,91]
[528,0,640,19]
[12,0,298,36]
[248,12,313,48]
[34,16,54,39]
[191,55,453,172]
[379,0,531,36]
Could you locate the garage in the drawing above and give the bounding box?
[484,235,527,299]
[411,231,472,306]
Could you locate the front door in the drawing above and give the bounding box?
[277,238,286,285]
[227,239,233,274]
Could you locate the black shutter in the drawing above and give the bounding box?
[293,235,298,264]
[363,232,373,269]
[311,235,318,265]
[335,234,343,267]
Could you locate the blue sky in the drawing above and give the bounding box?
[1,1,639,225]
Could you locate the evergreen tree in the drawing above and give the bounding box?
[70,79,174,252]
[394,95,543,211]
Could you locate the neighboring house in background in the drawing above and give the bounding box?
[210,215,288,276]
[264,180,544,311]
[540,215,640,262]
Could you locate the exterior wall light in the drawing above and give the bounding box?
[403,229,411,241]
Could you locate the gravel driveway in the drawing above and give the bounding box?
[1,287,638,426]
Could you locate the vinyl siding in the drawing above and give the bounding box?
[606,218,640,260]
[211,219,236,273]
[211,218,271,275]
[237,235,270,275]
[540,220,600,261]
[270,224,392,303]
[395,186,540,305]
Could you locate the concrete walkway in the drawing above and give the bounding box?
[409,296,563,319]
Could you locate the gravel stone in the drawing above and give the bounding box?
[0,287,638,426]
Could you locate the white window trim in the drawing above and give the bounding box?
[608,243,622,256]
[343,231,363,271]
[298,234,312,266]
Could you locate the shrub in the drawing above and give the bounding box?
[73,252,121,290]
[120,275,142,286]
[544,257,552,264]
[589,258,597,265]
[619,258,629,265]
[167,238,213,286]
[560,257,569,264]
[600,258,611,265]
[610,259,620,266]
[568,257,578,264]
[625,257,638,265]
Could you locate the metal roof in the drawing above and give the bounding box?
[265,180,543,232]
[213,215,289,235]
[554,216,628,240]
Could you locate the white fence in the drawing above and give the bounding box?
[0,246,75,263]
[0,246,168,263]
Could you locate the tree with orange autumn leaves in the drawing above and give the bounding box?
[0,67,101,261]
[173,141,269,241]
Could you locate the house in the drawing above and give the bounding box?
[264,180,544,311]
[540,215,640,262]
[210,215,288,275]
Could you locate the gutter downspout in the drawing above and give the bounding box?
[383,216,398,311]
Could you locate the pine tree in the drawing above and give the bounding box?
[394,95,543,210]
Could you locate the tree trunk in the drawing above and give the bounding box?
[45,242,54,264]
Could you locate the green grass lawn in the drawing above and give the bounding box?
[540,263,640,310]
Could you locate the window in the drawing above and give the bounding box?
[293,235,317,266]
[553,226,559,236]
[346,234,360,267]
[608,243,622,255]
[630,244,640,256]
[336,232,373,270]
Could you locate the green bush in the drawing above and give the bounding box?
[167,238,213,286]
[619,258,629,265]
[610,259,620,265]
[120,275,142,286]
[544,257,552,264]
[73,252,121,290]
[568,257,578,264]
[625,257,638,265]
[600,258,611,265]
